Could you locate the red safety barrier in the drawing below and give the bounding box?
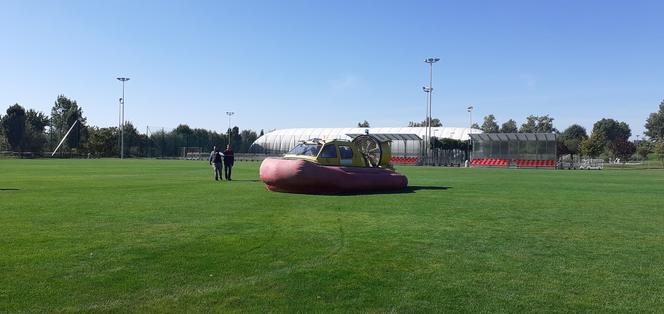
[390,157,419,164]
[514,159,555,168]
[471,158,509,167]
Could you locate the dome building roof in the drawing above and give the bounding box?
[249,127,482,155]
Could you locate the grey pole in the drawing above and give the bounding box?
[121,83,124,159]
[118,97,122,156]
[117,77,130,159]
[422,87,429,159]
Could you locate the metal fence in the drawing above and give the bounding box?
[418,148,468,166]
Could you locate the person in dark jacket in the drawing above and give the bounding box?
[209,146,223,181]
[223,145,235,180]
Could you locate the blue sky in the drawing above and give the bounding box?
[1,1,662,137]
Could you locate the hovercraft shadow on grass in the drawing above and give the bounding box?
[333,185,451,196]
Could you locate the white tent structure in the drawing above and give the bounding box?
[249,127,481,156]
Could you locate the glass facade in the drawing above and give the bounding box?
[471,133,557,161]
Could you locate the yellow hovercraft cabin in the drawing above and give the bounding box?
[283,135,392,168]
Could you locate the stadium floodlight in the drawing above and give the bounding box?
[467,105,474,128]
[117,77,130,159]
[226,112,235,141]
[467,105,474,161]
[422,57,440,163]
[422,85,433,159]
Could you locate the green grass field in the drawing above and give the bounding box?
[1,159,664,312]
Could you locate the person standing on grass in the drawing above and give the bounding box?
[209,146,223,181]
[223,144,235,180]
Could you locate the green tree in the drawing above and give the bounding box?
[607,138,636,160]
[0,112,5,150]
[148,129,173,157]
[191,128,210,148]
[481,114,499,133]
[22,109,50,153]
[559,124,588,158]
[636,141,652,160]
[655,139,664,167]
[471,123,480,129]
[357,120,370,128]
[500,119,518,133]
[87,127,118,157]
[644,99,664,140]
[174,124,193,135]
[519,115,538,133]
[26,109,50,132]
[592,118,631,143]
[229,126,242,150]
[519,115,556,133]
[240,129,258,152]
[121,122,141,157]
[408,117,442,127]
[561,124,587,140]
[174,124,194,147]
[146,126,228,157]
[591,118,631,157]
[579,133,605,158]
[50,95,87,149]
[536,115,557,133]
[1,104,27,151]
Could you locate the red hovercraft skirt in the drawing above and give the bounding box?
[259,158,408,194]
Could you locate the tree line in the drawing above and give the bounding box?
[0,95,261,157]
[355,99,664,162]
[3,96,664,162]
[474,110,664,161]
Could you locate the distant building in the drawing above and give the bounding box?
[249,127,481,156]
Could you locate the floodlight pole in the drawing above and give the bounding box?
[423,57,440,164]
[117,77,130,159]
[118,97,122,155]
[422,87,430,158]
[467,105,474,161]
[226,111,235,145]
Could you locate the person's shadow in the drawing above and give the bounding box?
[0,188,20,191]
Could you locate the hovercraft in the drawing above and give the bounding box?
[259,134,408,194]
